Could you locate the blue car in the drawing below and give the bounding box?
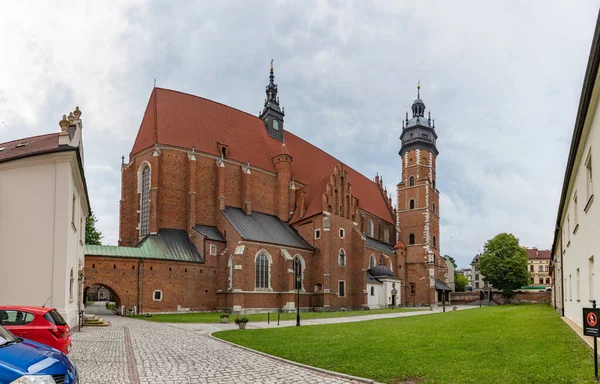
[0,325,77,384]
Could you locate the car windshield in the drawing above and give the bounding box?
[0,326,18,346]
[44,310,67,326]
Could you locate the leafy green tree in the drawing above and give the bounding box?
[444,255,457,269]
[85,211,103,245]
[478,233,529,297]
[455,274,469,292]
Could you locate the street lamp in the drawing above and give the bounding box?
[296,267,301,327]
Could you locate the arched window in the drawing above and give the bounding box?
[389,259,393,270]
[227,255,233,290]
[433,236,436,247]
[367,220,374,237]
[294,256,305,290]
[369,254,376,269]
[384,228,390,243]
[273,119,279,130]
[409,176,415,186]
[69,268,74,302]
[370,286,375,296]
[255,251,270,289]
[139,164,151,236]
[433,203,436,213]
[339,249,346,267]
[409,200,415,209]
[409,234,415,245]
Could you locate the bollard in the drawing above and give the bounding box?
[268,312,270,324]
[277,312,280,326]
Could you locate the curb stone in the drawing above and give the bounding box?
[208,332,382,384]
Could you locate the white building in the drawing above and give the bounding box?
[552,12,600,329]
[0,108,90,327]
[366,261,402,309]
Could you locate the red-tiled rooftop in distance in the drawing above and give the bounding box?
[132,88,394,223]
[0,133,60,164]
[526,247,551,260]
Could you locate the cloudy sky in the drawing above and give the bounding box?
[0,1,597,268]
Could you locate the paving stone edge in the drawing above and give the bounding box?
[208,332,381,384]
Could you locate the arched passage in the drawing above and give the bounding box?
[84,283,122,308]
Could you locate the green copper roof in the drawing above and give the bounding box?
[85,229,203,263]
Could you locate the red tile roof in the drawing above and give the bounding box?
[0,133,60,164]
[525,248,551,260]
[132,88,394,223]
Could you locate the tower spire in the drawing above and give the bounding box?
[259,59,285,141]
[417,81,420,99]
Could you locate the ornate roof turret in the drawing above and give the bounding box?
[259,60,285,142]
[399,83,439,157]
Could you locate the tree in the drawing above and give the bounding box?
[86,211,103,245]
[455,274,469,292]
[444,255,457,269]
[478,233,529,297]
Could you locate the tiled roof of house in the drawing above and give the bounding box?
[0,133,60,164]
[222,206,314,250]
[526,248,552,260]
[85,229,203,263]
[131,88,394,223]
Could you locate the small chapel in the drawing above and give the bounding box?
[84,63,450,314]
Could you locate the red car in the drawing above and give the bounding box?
[0,306,72,354]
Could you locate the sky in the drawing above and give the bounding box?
[0,1,598,269]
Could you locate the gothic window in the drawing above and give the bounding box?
[410,200,415,209]
[255,251,271,289]
[367,220,374,237]
[370,286,375,296]
[228,255,233,290]
[409,234,415,245]
[409,176,415,186]
[369,254,376,269]
[273,119,279,130]
[339,249,346,267]
[140,165,151,236]
[384,228,390,243]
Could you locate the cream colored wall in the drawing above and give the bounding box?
[0,152,87,327]
[558,66,600,329]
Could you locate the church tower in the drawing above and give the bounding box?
[397,84,445,305]
[259,60,285,141]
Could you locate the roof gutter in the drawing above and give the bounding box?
[552,8,600,253]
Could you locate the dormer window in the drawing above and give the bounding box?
[217,143,228,159]
[273,119,279,130]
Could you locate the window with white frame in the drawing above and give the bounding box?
[370,286,375,296]
[315,229,321,239]
[255,251,270,289]
[339,228,345,239]
[153,290,163,301]
[140,165,151,236]
[209,244,217,256]
[338,280,346,297]
[338,249,346,267]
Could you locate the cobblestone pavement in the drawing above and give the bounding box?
[70,303,365,384]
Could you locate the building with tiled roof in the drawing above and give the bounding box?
[525,247,552,287]
[85,65,448,313]
[0,108,90,327]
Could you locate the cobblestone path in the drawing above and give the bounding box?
[70,304,365,384]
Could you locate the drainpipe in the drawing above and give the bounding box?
[560,246,565,317]
[137,258,142,314]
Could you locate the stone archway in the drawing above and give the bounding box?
[84,284,122,307]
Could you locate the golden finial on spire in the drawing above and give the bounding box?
[417,81,421,98]
[59,115,69,133]
[270,58,274,71]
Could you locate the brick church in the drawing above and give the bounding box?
[85,64,450,314]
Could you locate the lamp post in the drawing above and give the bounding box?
[296,270,301,327]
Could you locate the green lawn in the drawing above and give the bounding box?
[214,305,595,384]
[134,307,425,323]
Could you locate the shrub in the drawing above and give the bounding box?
[234,316,249,324]
[220,313,230,319]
